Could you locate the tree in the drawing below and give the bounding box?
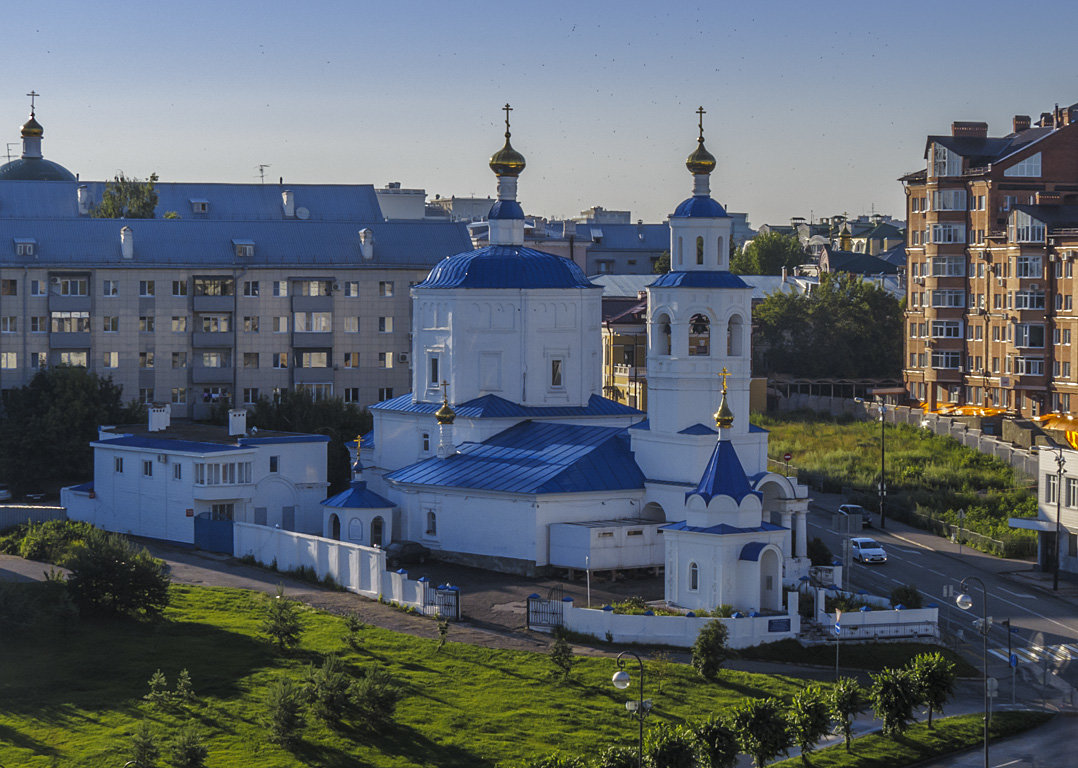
[730,232,804,275]
[261,586,303,651]
[889,583,923,609]
[869,667,919,736]
[353,665,402,723]
[653,250,671,274]
[694,715,739,768]
[65,528,170,620]
[549,634,574,680]
[646,723,698,768]
[906,652,956,728]
[145,669,170,704]
[786,685,832,765]
[806,537,833,567]
[129,721,160,768]
[691,619,729,680]
[248,389,373,490]
[168,726,208,768]
[594,746,639,768]
[304,655,355,727]
[0,366,143,495]
[90,172,159,218]
[730,697,790,768]
[264,676,305,748]
[752,272,903,379]
[174,668,195,702]
[829,676,866,752]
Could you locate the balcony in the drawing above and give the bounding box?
[49,331,91,348]
[612,364,646,380]
[192,295,235,313]
[293,367,333,384]
[192,330,235,348]
[292,295,333,312]
[192,486,249,502]
[292,331,332,348]
[48,295,91,312]
[191,365,233,384]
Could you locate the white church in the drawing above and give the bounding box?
[325,107,811,614]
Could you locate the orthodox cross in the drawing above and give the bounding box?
[26,90,39,115]
[696,105,706,140]
[719,366,729,392]
[441,379,449,404]
[503,103,513,137]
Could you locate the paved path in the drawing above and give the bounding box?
[915,713,1078,768]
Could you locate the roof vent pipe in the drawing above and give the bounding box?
[148,403,171,432]
[77,185,90,215]
[282,189,295,218]
[120,226,134,260]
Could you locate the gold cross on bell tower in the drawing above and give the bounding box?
[503,103,513,137]
[696,106,706,141]
[26,90,39,115]
[718,366,730,393]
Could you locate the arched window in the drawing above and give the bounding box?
[329,513,341,541]
[371,516,384,548]
[696,236,704,265]
[677,237,684,265]
[426,510,437,536]
[347,519,364,542]
[727,315,744,356]
[689,562,699,591]
[422,433,430,452]
[716,236,725,266]
[689,313,710,356]
[655,313,672,355]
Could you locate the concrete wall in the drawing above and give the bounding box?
[563,593,799,649]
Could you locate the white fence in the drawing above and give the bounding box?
[0,505,66,531]
[233,523,453,616]
[563,593,800,649]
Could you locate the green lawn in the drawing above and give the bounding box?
[737,640,980,678]
[770,710,1052,768]
[0,584,812,767]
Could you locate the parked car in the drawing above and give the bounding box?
[385,541,431,569]
[851,537,887,564]
[838,504,873,528]
[24,490,47,502]
[0,484,11,502]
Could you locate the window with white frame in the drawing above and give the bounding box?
[344,316,359,333]
[243,316,259,332]
[1010,210,1045,242]
[928,223,966,244]
[931,189,967,210]
[931,351,962,369]
[1015,290,1046,310]
[930,256,964,276]
[272,280,287,297]
[1016,255,1042,277]
[379,281,394,297]
[243,281,260,297]
[293,311,332,332]
[1015,324,1045,348]
[378,317,393,333]
[138,280,155,297]
[930,143,962,177]
[0,352,16,369]
[171,387,186,404]
[344,281,359,297]
[1003,152,1041,177]
[1014,356,1044,375]
[101,280,117,297]
[1067,476,1078,508]
[931,320,962,338]
[102,351,118,368]
[114,456,123,473]
[930,290,965,308]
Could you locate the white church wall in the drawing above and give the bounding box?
[548,518,663,570]
[535,493,644,566]
[664,531,786,612]
[633,431,722,486]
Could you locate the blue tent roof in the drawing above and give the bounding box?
[322,480,395,509]
[385,421,645,494]
[371,392,642,419]
[649,271,751,289]
[679,423,717,436]
[686,439,760,505]
[415,245,598,289]
[672,196,728,218]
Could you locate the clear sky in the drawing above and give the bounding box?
[7,0,1078,227]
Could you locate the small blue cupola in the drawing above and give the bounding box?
[685,369,760,506]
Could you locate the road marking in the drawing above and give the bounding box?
[887,577,905,585]
[923,568,946,577]
[886,531,935,551]
[887,545,921,555]
[998,587,1035,599]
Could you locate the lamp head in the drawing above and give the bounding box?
[955,592,973,610]
[612,670,631,690]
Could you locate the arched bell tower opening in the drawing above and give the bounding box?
[727,314,744,357]
[689,313,711,356]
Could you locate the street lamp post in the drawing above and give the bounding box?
[1055,448,1065,592]
[955,576,990,768]
[612,650,651,768]
[878,400,887,530]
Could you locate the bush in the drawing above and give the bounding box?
[354,665,402,723]
[786,685,831,765]
[305,655,355,726]
[128,721,160,768]
[694,715,739,768]
[730,697,790,768]
[17,520,97,564]
[594,746,638,768]
[906,652,956,728]
[829,677,866,752]
[869,666,919,736]
[890,583,923,609]
[168,726,208,768]
[64,528,169,620]
[174,668,195,702]
[342,611,365,650]
[806,537,833,567]
[264,676,305,748]
[0,579,77,639]
[691,620,729,681]
[646,722,697,768]
[145,669,170,704]
[549,635,574,680]
[260,586,303,651]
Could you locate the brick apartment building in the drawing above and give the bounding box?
[902,102,1078,415]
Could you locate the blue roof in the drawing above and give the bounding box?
[739,542,768,561]
[415,245,598,290]
[92,435,245,454]
[238,435,330,445]
[672,196,728,218]
[679,423,717,435]
[68,481,94,493]
[686,439,760,505]
[488,199,524,220]
[322,480,395,509]
[359,432,375,449]
[371,392,643,419]
[628,418,650,430]
[385,421,645,494]
[649,271,751,289]
[663,520,785,535]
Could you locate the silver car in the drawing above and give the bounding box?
[851,537,887,564]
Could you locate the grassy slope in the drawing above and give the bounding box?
[737,640,980,679]
[0,585,811,767]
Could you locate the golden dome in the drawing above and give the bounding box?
[713,391,734,430]
[686,140,716,175]
[21,114,43,138]
[489,103,526,177]
[435,395,456,425]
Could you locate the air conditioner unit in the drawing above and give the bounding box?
[397,353,410,364]
[50,276,61,285]
[157,454,168,464]
[332,281,340,291]
[997,278,1005,286]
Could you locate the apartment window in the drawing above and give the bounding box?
[270,455,280,473]
[379,281,394,297]
[114,457,123,474]
[931,189,967,211]
[272,353,288,369]
[243,281,260,297]
[234,242,254,259]
[51,311,91,333]
[931,320,962,338]
[59,351,87,366]
[294,311,332,332]
[1068,477,1078,508]
[172,352,188,368]
[0,352,16,369]
[1014,357,1044,376]
[138,352,154,369]
[343,387,360,403]
[30,279,47,296]
[1016,256,1042,278]
[930,143,962,177]
[136,316,154,333]
[243,316,260,333]
[272,316,288,333]
[139,280,155,297]
[303,383,333,400]
[1014,291,1046,310]
[173,463,182,480]
[378,387,394,401]
[551,358,564,387]
[298,351,329,368]
[377,352,392,368]
[0,317,16,333]
[344,281,359,297]
[243,352,259,368]
[201,314,231,333]
[102,351,119,368]
[139,388,154,404]
[297,280,332,296]
[429,356,439,385]
[243,387,260,405]
[930,290,964,308]
[929,256,964,277]
[928,223,966,244]
[101,279,118,297]
[171,387,187,405]
[30,315,46,331]
[201,352,226,368]
[1003,152,1042,177]
[201,386,230,404]
[172,280,188,297]
[15,241,34,257]
[1010,211,1046,242]
[1015,324,1045,348]
[931,351,962,369]
[193,278,233,296]
[0,279,16,296]
[344,317,359,333]
[378,317,393,333]
[171,316,188,332]
[272,281,288,297]
[343,352,360,368]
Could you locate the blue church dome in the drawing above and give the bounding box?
[488,199,524,220]
[672,195,728,218]
[416,245,599,290]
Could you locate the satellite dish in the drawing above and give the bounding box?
[295,207,310,220]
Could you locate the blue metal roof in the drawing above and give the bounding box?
[239,435,330,445]
[488,199,524,220]
[359,432,375,449]
[415,245,598,289]
[649,271,751,289]
[628,418,650,430]
[672,196,728,218]
[686,439,760,505]
[92,435,245,454]
[385,421,645,494]
[371,392,643,419]
[679,423,717,436]
[662,520,785,535]
[739,541,768,561]
[322,480,395,509]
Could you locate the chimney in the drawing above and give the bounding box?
[228,408,247,437]
[1039,112,1053,127]
[358,228,374,260]
[951,121,988,138]
[1013,115,1031,133]
[561,220,576,238]
[148,403,171,432]
[1035,191,1063,206]
[281,189,295,218]
[77,185,90,215]
[120,226,134,260]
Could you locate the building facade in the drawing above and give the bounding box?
[902,103,1078,413]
